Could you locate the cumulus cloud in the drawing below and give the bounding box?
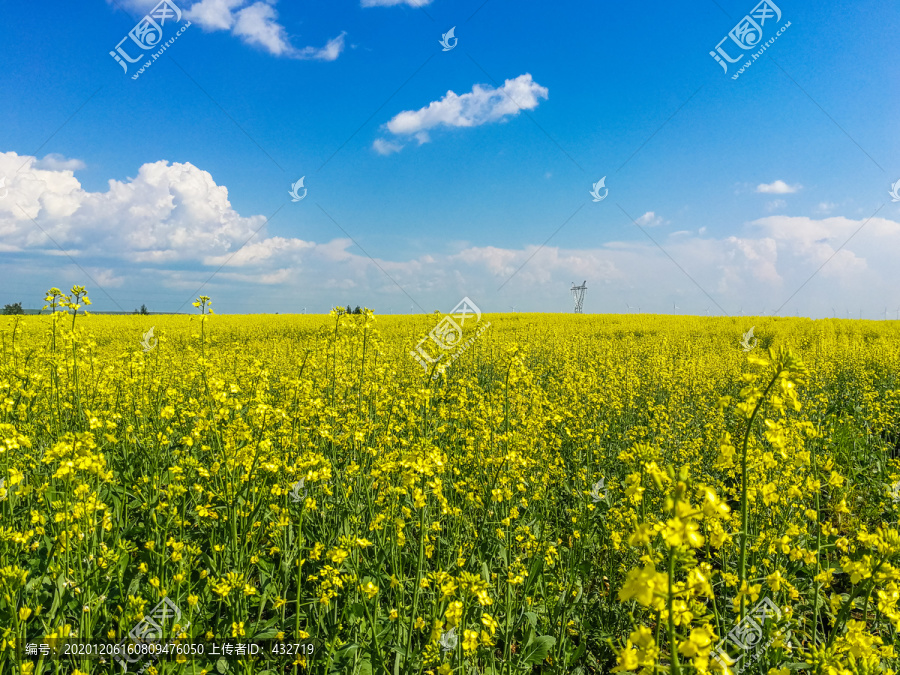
[747,215,881,279]
[230,2,297,56]
[635,211,664,227]
[0,151,266,260]
[34,154,86,171]
[185,0,243,30]
[85,267,127,288]
[723,235,780,284]
[202,237,315,267]
[372,138,403,155]
[6,149,900,316]
[179,0,347,59]
[756,180,801,194]
[375,74,548,151]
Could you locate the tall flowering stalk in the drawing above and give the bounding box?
[733,347,807,620]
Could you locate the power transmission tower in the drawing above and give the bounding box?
[570,281,587,314]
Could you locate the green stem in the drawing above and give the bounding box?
[738,368,782,620]
[405,502,426,673]
[825,559,885,648]
[667,547,680,675]
[811,436,822,647]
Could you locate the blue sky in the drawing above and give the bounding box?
[1,0,898,317]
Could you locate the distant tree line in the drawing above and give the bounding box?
[3,302,24,315]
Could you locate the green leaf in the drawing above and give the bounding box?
[520,635,556,666]
[251,626,280,640]
[358,660,373,675]
[522,622,535,651]
[216,656,229,673]
[569,639,586,662]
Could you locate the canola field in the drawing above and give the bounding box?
[1,289,900,675]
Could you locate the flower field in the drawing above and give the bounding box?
[2,290,900,674]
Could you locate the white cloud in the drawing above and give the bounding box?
[747,215,890,281]
[372,138,403,155]
[0,151,265,260]
[202,237,315,267]
[361,0,431,6]
[86,267,127,288]
[381,74,548,147]
[765,199,786,211]
[34,154,86,171]
[7,149,900,316]
[635,211,664,227]
[231,2,294,56]
[179,0,347,59]
[185,0,243,30]
[296,31,347,61]
[723,235,780,284]
[815,201,837,215]
[756,180,801,194]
